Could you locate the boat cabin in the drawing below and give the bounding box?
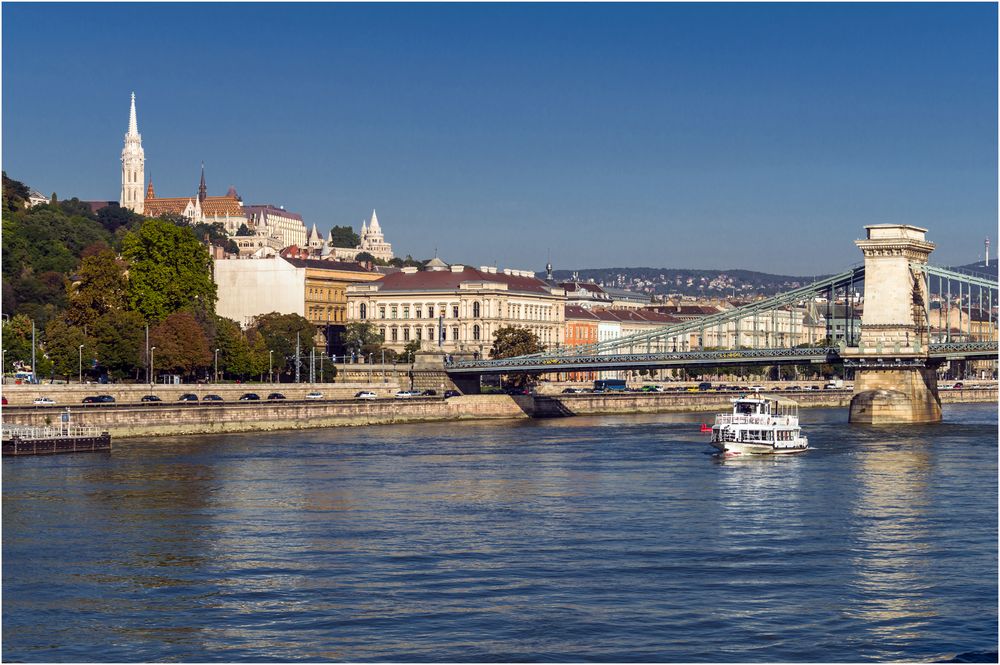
[732,397,798,418]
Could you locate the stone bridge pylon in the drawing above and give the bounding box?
[845,224,941,424]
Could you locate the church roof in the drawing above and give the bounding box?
[201,196,243,216]
[243,204,304,222]
[373,266,558,296]
[143,197,192,217]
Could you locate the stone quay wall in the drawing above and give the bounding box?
[2,388,993,439]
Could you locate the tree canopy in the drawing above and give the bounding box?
[328,225,359,248]
[121,218,217,322]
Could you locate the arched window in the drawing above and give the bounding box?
[473,325,481,341]
[473,302,481,318]
[359,303,367,320]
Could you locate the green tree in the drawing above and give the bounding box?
[399,339,422,363]
[490,326,545,359]
[121,218,217,321]
[97,205,143,233]
[150,311,212,380]
[328,225,359,248]
[341,321,384,358]
[2,171,30,212]
[250,312,315,377]
[490,326,545,388]
[90,310,146,380]
[1,314,35,369]
[355,251,376,264]
[43,315,93,381]
[236,223,253,237]
[65,249,128,327]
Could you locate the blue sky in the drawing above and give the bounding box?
[3,3,996,274]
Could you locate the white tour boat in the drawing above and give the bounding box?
[710,394,809,457]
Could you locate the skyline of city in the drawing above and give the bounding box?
[3,3,997,273]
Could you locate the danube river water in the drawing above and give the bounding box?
[3,404,997,662]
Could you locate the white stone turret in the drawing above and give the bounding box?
[357,209,393,261]
[369,209,381,234]
[120,92,145,214]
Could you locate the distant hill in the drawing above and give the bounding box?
[540,267,825,297]
[538,261,996,299]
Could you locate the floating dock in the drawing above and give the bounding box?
[2,416,112,456]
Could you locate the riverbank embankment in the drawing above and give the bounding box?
[1,388,994,439]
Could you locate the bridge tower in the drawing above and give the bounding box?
[846,224,941,424]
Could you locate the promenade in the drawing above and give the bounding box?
[2,384,995,439]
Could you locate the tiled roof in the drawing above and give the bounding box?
[374,266,557,296]
[201,196,243,216]
[565,305,601,320]
[244,204,304,222]
[282,256,374,273]
[588,309,682,324]
[143,197,192,216]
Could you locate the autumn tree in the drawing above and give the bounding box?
[43,316,93,381]
[121,218,217,322]
[150,311,212,380]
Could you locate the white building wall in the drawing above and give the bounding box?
[214,257,305,327]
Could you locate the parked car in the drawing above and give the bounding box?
[202,394,223,401]
[505,387,531,395]
[33,396,56,405]
[82,395,115,403]
[394,390,419,399]
[267,392,286,400]
[422,389,437,396]
[1,395,8,405]
[140,395,162,402]
[952,382,964,389]
[640,385,664,393]
[697,382,713,391]
[305,391,324,400]
[443,390,461,398]
[562,387,582,394]
[355,391,378,400]
[178,393,199,402]
[748,385,765,392]
[239,393,260,401]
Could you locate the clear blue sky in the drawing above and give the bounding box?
[3,3,996,274]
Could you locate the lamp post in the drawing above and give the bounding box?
[368,353,373,383]
[381,349,386,383]
[214,348,220,383]
[78,344,84,384]
[269,350,273,383]
[150,346,156,385]
[2,349,6,385]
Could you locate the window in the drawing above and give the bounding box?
[403,306,410,319]
[359,303,367,320]
[391,306,398,319]
[441,327,447,341]
[416,328,422,341]
[404,328,410,341]
[451,326,459,341]
[428,327,434,340]
[391,328,398,342]
[453,305,459,318]
[379,306,386,319]
[379,327,386,339]
[473,325,481,341]
[416,307,422,319]
[473,302,481,318]
[428,306,434,318]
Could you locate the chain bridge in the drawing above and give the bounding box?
[445,225,998,423]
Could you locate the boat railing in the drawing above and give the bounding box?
[714,414,797,426]
[2,424,103,440]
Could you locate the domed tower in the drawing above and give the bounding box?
[120,92,145,214]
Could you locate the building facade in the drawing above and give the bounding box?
[347,263,566,357]
[357,210,393,262]
[243,204,309,250]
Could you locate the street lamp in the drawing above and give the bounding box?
[368,353,373,383]
[78,344,84,384]
[214,348,220,383]
[381,348,386,383]
[269,350,273,383]
[1,349,6,385]
[150,346,156,385]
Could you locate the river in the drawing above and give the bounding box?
[3,404,997,662]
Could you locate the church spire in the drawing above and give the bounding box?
[198,162,207,203]
[369,209,381,233]
[146,177,155,199]
[120,92,145,214]
[128,91,139,136]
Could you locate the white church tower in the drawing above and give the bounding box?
[120,92,145,214]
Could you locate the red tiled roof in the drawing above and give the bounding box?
[565,305,601,320]
[282,256,374,273]
[375,266,556,295]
